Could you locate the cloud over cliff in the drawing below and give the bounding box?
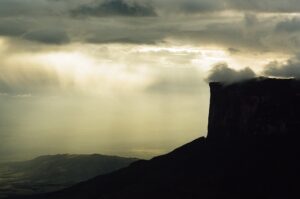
[206,63,256,83]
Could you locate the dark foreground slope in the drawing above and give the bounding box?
[1,154,137,198]
[14,136,300,199]
[13,78,300,199]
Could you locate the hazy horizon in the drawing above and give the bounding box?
[1,0,300,162]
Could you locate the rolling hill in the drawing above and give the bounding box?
[0,154,138,198]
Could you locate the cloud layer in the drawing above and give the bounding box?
[0,0,299,48]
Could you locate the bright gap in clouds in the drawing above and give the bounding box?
[7,47,155,95]
[4,44,233,95]
[1,40,291,98]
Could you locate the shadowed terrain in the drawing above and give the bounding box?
[0,154,138,198]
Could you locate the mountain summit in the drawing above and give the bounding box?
[13,78,300,199]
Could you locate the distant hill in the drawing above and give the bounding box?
[15,135,298,199]
[0,154,138,198]
[12,78,300,199]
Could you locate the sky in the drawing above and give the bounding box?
[0,0,300,161]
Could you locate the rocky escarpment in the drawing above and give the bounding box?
[208,78,300,140]
[11,78,300,199]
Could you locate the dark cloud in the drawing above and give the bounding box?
[0,0,299,20]
[276,17,300,32]
[179,0,224,13]
[206,63,256,83]
[262,32,300,53]
[71,0,156,17]
[85,27,165,44]
[0,0,299,50]
[154,0,300,14]
[87,37,158,44]
[0,0,68,17]
[263,58,300,79]
[0,0,40,17]
[78,17,173,44]
[22,29,70,44]
[169,14,300,54]
[0,19,28,36]
[226,0,300,13]
[173,19,266,52]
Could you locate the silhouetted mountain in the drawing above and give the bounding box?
[0,154,137,198]
[11,78,300,199]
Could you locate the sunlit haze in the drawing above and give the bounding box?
[0,0,300,161]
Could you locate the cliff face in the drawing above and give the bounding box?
[208,78,300,139]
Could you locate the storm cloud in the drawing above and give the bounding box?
[0,0,299,49]
[0,0,300,18]
[22,29,70,44]
[71,0,157,17]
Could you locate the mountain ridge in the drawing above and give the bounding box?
[0,154,138,198]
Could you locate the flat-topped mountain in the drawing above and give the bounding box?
[208,78,300,139]
[11,78,300,199]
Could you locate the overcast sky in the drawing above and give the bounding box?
[0,0,300,161]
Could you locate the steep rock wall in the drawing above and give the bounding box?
[207,78,300,139]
